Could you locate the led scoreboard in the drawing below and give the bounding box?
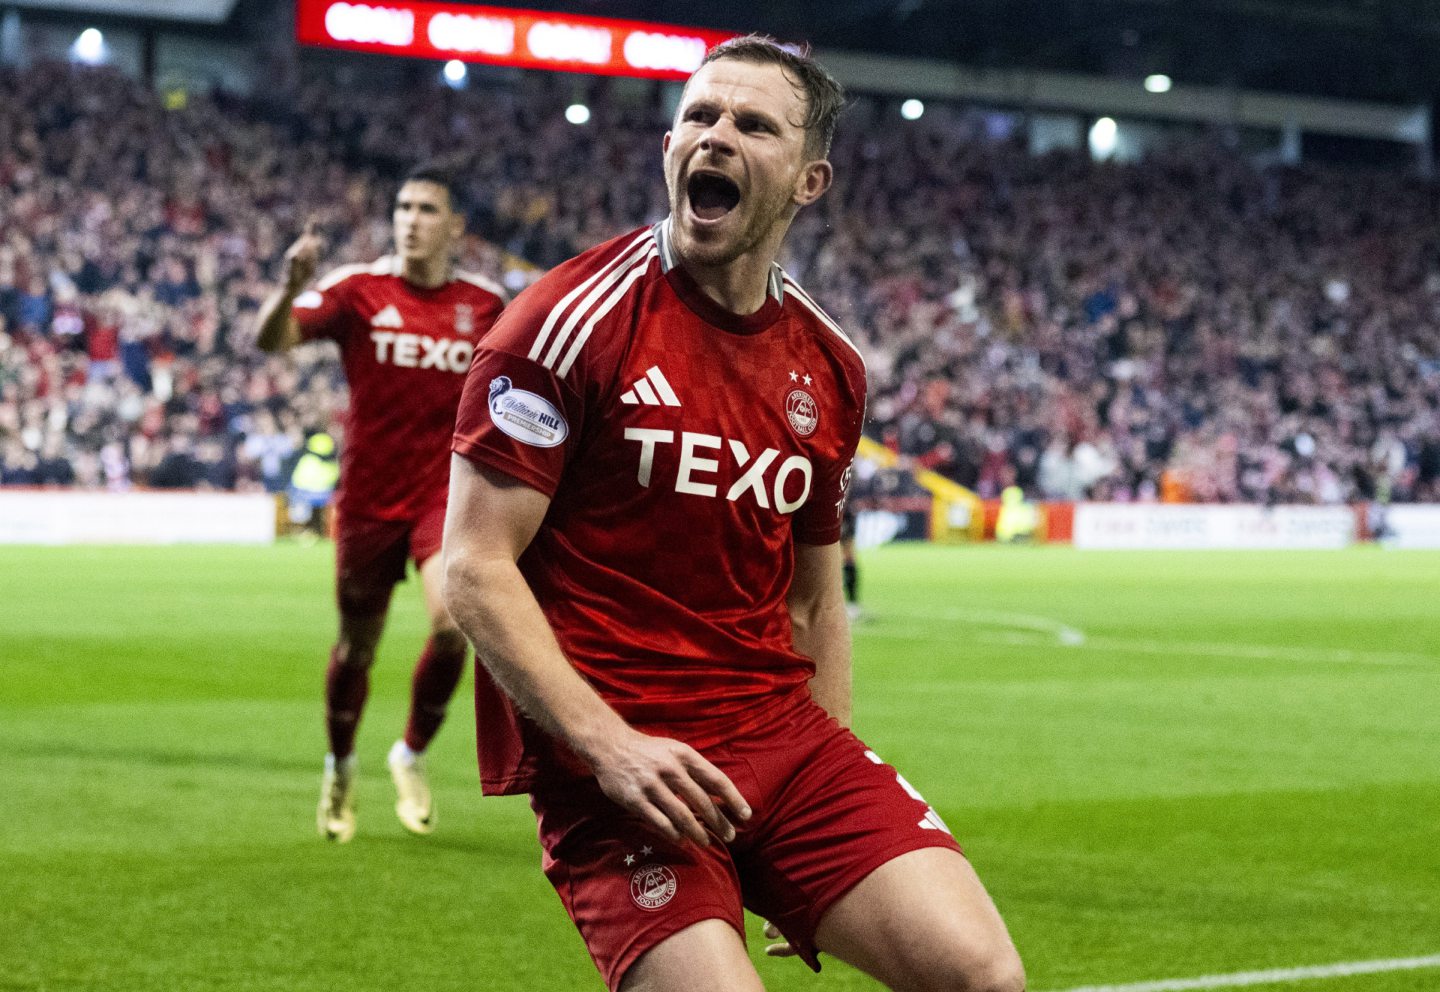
[296,0,739,80]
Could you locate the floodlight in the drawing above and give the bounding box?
[72,28,105,65]
[1089,117,1118,159]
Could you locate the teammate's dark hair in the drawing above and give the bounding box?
[697,35,845,157]
[401,162,466,215]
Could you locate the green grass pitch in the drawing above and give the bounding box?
[2,543,1438,991]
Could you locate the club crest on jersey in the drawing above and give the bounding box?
[629,864,678,911]
[454,303,474,335]
[488,376,568,448]
[785,389,819,438]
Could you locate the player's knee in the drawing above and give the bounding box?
[939,945,1025,992]
[898,940,1024,992]
[429,624,467,656]
[338,582,392,619]
[963,947,1025,992]
[332,639,377,670]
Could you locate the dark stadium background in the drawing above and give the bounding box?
[3,0,1439,511]
[21,0,1440,101]
[13,0,1440,119]
[2,4,1439,992]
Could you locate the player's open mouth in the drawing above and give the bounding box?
[687,172,741,221]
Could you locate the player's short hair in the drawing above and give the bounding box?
[697,35,845,157]
[401,162,466,215]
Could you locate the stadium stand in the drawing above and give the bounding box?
[2,61,1437,504]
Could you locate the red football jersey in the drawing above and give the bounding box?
[293,256,506,520]
[452,222,867,794]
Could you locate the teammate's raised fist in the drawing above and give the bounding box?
[283,217,323,292]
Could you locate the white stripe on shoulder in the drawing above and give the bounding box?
[540,239,656,372]
[454,269,509,301]
[314,261,374,292]
[556,244,657,379]
[782,275,865,367]
[528,230,654,363]
[541,241,655,370]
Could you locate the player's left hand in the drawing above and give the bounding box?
[284,217,323,292]
[763,920,800,958]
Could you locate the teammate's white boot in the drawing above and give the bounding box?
[387,740,434,835]
[317,752,357,843]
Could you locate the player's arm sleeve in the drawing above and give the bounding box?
[452,297,590,498]
[793,361,868,546]
[290,274,353,343]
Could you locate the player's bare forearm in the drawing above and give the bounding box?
[803,615,852,726]
[444,545,630,756]
[440,460,618,747]
[254,286,301,353]
[789,541,853,727]
[443,456,752,845]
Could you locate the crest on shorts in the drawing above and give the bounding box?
[629,864,678,911]
[785,389,819,438]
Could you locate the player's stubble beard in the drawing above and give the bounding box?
[667,160,799,273]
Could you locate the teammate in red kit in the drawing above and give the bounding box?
[254,164,506,842]
[443,39,1023,992]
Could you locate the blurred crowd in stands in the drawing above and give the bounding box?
[2,62,1438,504]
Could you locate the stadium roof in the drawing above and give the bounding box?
[8,0,237,24]
[13,0,1440,104]
[432,0,1440,104]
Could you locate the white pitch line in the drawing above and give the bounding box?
[882,608,1087,646]
[960,630,1427,667]
[1080,635,1433,668]
[1040,954,1440,992]
[872,608,1437,667]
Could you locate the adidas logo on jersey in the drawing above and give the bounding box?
[621,366,681,407]
[370,305,404,329]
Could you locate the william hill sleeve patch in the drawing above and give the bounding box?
[487,376,570,448]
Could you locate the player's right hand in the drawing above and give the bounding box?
[762,921,800,958]
[591,729,751,848]
[284,218,323,292]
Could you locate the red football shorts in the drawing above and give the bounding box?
[333,503,446,616]
[529,696,964,991]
